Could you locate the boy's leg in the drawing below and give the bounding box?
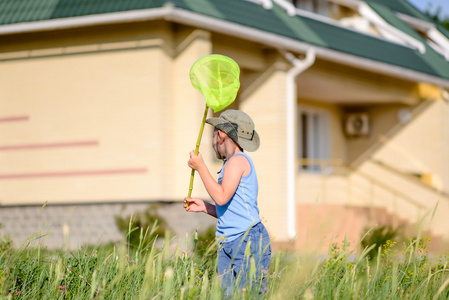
[254,223,271,290]
[218,234,248,291]
[218,239,237,293]
[218,225,271,292]
[234,223,272,290]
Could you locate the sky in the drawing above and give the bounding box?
[407,0,449,19]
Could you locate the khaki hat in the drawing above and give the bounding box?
[206,109,260,152]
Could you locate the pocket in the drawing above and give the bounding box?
[221,240,234,258]
[260,227,271,256]
[222,235,244,258]
[236,233,250,257]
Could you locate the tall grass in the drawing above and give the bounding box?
[1,225,448,299]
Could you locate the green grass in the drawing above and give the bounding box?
[1,228,448,299]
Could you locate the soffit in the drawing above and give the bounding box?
[297,60,420,104]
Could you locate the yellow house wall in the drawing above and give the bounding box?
[297,164,449,246]
[295,71,449,249]
[295,97,449,247]
[0,22,216,205]
[0,22,293,243]
[372,100,449,193]
[346,104,402,164]
[0,49,163,203]
[345,98,448,193]
[240,61,290,242]
[171,29,215,201]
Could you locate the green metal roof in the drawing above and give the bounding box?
[367,1,449,78]
[366,0,434,22]
[1,0,448,82]
[0,0,164,24]
[437,24,449,40]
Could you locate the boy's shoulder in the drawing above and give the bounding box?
[225,153,251,176]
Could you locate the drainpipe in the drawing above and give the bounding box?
[443,88,449,194]
[280,48,316,239]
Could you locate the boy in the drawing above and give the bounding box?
[184,109,271,292]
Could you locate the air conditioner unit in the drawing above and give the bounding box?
[345,113,370,137]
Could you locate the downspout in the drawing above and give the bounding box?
[443,88,449,194]
[280,48,316,239]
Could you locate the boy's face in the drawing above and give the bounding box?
[212,128,223,159]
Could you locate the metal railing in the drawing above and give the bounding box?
[296,158,429,213]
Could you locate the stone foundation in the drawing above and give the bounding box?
[0,201,217,250]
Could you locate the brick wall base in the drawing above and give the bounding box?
[0,201,217,250]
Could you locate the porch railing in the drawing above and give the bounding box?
[296,158,428,213]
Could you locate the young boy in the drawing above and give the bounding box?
[184,109,271,292]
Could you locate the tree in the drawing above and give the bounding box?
[425,5,449,31]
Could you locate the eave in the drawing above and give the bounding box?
[1,4,449,89]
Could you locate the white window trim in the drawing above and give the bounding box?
[298,105,331,173]
[244,0,425,53]
[396,12,449,61]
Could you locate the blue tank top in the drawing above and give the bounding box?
[216,152,261,242]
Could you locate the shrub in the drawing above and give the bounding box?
[193,225,216,258]
[115,204,171,251]
[361,225,403,261]
[0,222,13,255]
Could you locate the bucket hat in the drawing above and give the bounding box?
[206,109,260,152]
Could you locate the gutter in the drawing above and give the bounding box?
[1,5,449,88]
[0,7,172,35]
[280,49,316,239]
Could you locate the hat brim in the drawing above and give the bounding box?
[206,117,260,152]
[205,117,229,128]
[238,130,260,152]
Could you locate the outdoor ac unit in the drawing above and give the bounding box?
[345,113,370,136]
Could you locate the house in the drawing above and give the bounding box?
[1,0,448,252]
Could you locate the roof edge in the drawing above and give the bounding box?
[1,5,449,88]
[0,6,173,35]
[169,8,449,88]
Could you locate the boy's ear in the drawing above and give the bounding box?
[218,130,226,139]
[217,130,227,144]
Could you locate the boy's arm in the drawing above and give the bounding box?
[184,197,217,218]
[203,200,217,218]
[188,151,247,206]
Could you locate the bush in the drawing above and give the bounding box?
[193,225,216,258]
[0,222,13,255]
[115,204,171,251]
[361,225,403,261]
[0,235,12,255]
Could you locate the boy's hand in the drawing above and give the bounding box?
[188,150,205,171]
[184,197,206,213]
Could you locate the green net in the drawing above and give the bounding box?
[190,54,240,113]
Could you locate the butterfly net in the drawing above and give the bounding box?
[190,54,240,112]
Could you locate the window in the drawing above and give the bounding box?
[298,106,330,172]
[294,0,330,16]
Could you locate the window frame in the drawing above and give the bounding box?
[298,105,331,173]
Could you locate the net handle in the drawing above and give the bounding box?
[187,103,209,201]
